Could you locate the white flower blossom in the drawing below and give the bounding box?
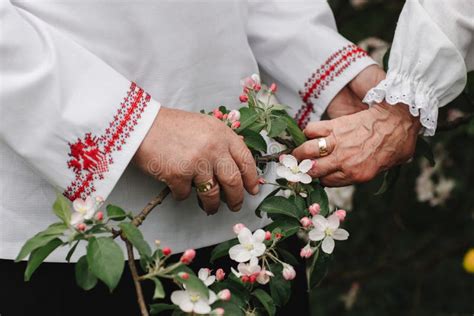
[171,289,217,315]
[308,214,349,254]
[198,268,216,287]
[231,257,274,284]
[229,227,266,263]
[71,196,97,226]
[276,155,312,184]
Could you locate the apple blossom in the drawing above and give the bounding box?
[213,109,224,119]
[276,154,312,184]
[256,268,274,285]
[335,209,347,222]
[239,94,249,103]
[231,257,261,281]
[264,231,272,241]
[300,244,313,258]
[308,203,321,216]
[217,289,231,301]
[300,216,312,228]
[162,247,172,256]
[231,121,241,129]
[71,196,97,226]
[308,214,349,254]
[215,268,225,281]
[258,177,266,184]
[95,211,104,221]
[282,264,296,280]
[179,272,189,280]
[171,289,217,315]
[233,223,246,235]
[77,223,86,231]
[198,268,216,286]
[240,73,261,90]
[227,109,240,122]
[180,249,196,264]
[229,227,266,262]
[211,308,225,316]
[269,83,277,93]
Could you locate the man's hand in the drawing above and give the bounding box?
[293,102,421,187]
[133,107,259,214]
[325,65,386,119]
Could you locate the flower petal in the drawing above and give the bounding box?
[171,291,193,313]
[281,155,298,168]
[72,199,85,213]
[298,159,313,173]
[252,243,266,258]
[312,215,328,230]
[276,165,292,180]
[208,290,218,305]
[193,301,211,315]
[231,267,241,278]
[298,173,313,184]
[198,268,209,281]
[229,245,251,263]
[237,227,253,245]
[321,236,335,254]
[327,214,340,230]
[70,212,84,226]
[253,229,266,243]
[308,228,325,241]
[204,276,215,287]
[332,228,349,241]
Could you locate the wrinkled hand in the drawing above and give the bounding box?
[293,102,421,187]
[134,107,259,214]
[325,65,386,119]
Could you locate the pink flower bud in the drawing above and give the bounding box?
[258,177,266,185]
[218,289,232,301]
[216,268,226,281]
[243,87,250,94]
[211,308,225,316]
[227,110,241,122]
[180,249,196,264]
[222,113,228,120]
[270,83,277,93]
[300,245,313,258]
[282,264,296,280]
[309,203,321,216]
[233,223,246,235]
[249,274,257,283]
[239,94,249,103]
[279,154,286,163]
[275,233,282,239]
[96,211,104,221]
[265,231,272,241]
[254,84,261,92]
[179,272,189,280]
[231,121,241,129]
[300,216,312,228]
[335,209,347,222]
[241,275,249,283]
[213,109,224,120]
[162,247,172,256]
[77,223,86,231]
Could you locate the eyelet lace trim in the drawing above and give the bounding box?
[363,74,439,136]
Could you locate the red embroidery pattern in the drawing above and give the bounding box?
[64,82,151,201]
[294,44,368,128]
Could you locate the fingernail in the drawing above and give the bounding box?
[251,185,259,195]
[232,203,243,212]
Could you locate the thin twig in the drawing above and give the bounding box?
[256,148,292,164]
[126,241,149,316]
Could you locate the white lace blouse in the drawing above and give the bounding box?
[363,0,474,136]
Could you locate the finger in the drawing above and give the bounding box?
[215,156,244,212]
[194,160,221,215]
[303,120,333,139]
[307,155,340,179]
[167,176,193,201]
[229,137,259,195]
[292,133,337,161]
[320,171,352,187]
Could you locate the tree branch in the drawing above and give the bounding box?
[126,241,149,316]
[256,148,292,164]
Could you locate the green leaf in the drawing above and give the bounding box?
[240,129,267,152]
[255,188,280,218]
[151,277,165,299]
[268,264,291,307]
[265,218,300,239]
[65,241,80,263]
[277,248,300,266]
[75,255,98,291]
[375,166,401,196]
[150,303,176,315]
[119,222,152,258]
[87,237,125,292]
[415,136,435,167]
[211,278,250,307]
[52,194,71,225]
[283,115,306,146]
[212,301,245,316]
[309,185,329,216]
[106,205,127,221]
[308,250,331,290]
[24,238,62,281]
[253,289,276,316]
[267,117,287,138]
[289,195,307,218]
[175,272,209,300]
[258,196,300,219]
[237,107,259,132]
[248,121,266,133]
[210,238,239,263]
[15,224,64,262]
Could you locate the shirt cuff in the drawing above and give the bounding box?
[294,44,377,128]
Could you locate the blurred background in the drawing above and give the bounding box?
[309,0,474,315]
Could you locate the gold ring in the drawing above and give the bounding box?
[317,138,329,157]
[196,178,215,193]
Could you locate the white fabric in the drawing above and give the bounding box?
[0,0,374,262]
[363,0,474,136]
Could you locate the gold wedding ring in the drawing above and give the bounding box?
[196,178,215,193]
[317,138,329,157]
